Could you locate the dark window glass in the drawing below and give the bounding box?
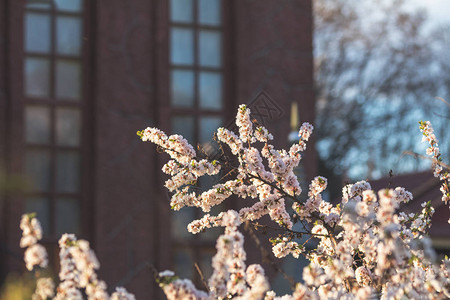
[25,150,51,192]
[172,208,197,240]
[170,0,193,23]
[174,249,194,279]
[199,72,222,110]
[25,13,51,53]
[25,105,51,144]
[56,16,82,56]
[55,151,81,193]
[55,197,80,236]
[171,70,195,107]
[25,58,50,98]
[199,30,222,68]
[171,28,194,65]
[199,249,215,279]
[55,59,82,100]
[198,0,221,26]
[199,116,221,144]
[172,115,195,143]
[199,116,221,156]
[56,108,81,146]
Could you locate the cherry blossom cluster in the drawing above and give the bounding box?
[137,128,195,164]
[159,209,322,300]
[157,270,209,300]
[288,184,448,299]
[139,105,313,230]
[292,176,341,230]
[143,105,450,299]
[56,233,110,299]
[270,237,304,259]
[159,210,273,299]
[236,104,255,143]
[419,121,450,220]
[33,277,55,300]
[56,236,136,300]
[20,214,135,300]
[138,127,221,211]
[20,213,48,271]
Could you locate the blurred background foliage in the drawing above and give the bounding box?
[0,172,30,195]
[315,0,450,199]
[0,273,34,300]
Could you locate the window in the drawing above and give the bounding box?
[169,0,225,281]
[23,0,85,239]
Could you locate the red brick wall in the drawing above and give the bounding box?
[234,0,316,181]
[93,0,162,298]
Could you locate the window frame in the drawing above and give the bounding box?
[19,0,94,245]
[167,0,235,283]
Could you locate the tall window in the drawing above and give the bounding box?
[169,0,224,281]
[23,0,84,239]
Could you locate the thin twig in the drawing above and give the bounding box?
[402,151,450,170]
[251,221,330,238]
[435,96,450,107]
[194,262,210,292]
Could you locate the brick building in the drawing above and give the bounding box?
[0,0,316,298]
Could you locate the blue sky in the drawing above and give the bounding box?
[413,0,450,25]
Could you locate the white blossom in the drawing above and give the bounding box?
[32,277,55,300]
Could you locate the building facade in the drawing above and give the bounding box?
[0,0,315,298]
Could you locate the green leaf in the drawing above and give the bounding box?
[27,212,37,219]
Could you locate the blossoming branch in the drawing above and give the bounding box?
[19,104,450,299]
[19,214,136,300]
[137,105,450,299]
